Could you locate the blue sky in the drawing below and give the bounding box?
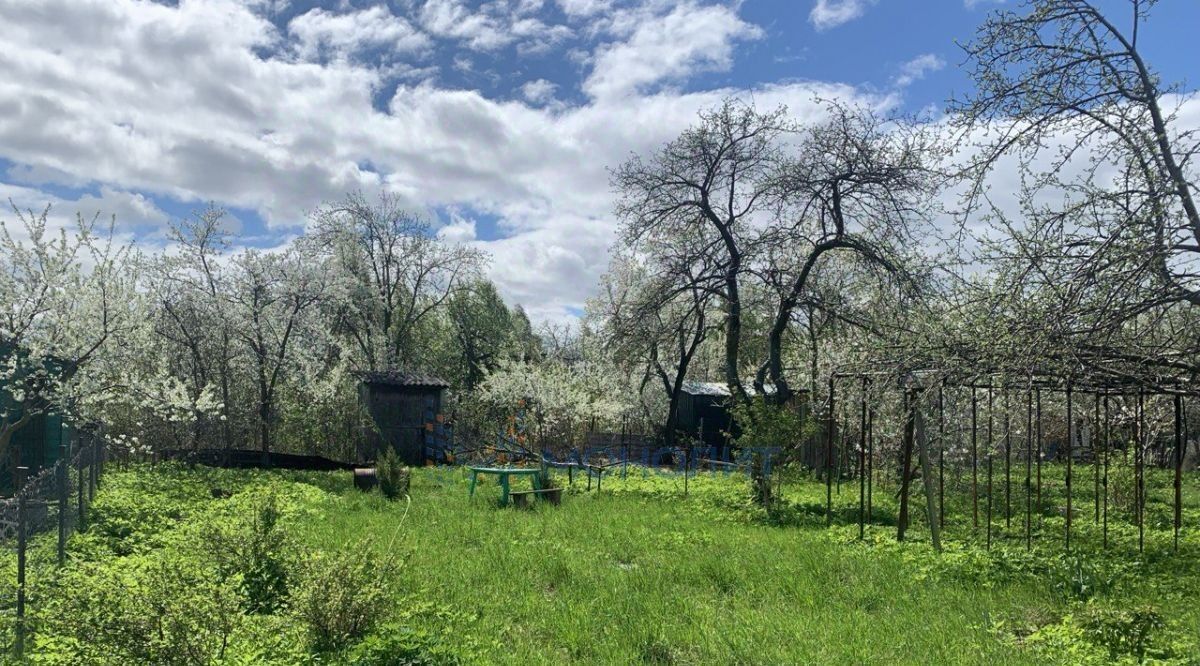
[0,0,1197,321]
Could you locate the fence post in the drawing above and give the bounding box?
[826,375,836,526]
[89,434,98,502]
[97,431,105,481]
[622,416,629,480]
[898,390,916,541]
[15,466,28,660]
[1065,381,1073,552]
[866,406,874,523]
[859,376,868,539]
[58,443,68,567]
[78,437,86,531]
[1175,394,1184,553]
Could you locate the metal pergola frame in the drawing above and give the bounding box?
[821,361,1192,554]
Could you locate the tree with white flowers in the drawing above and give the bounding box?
[144,207,239,449]
[225,246,330,458]
[470,358,639,454]
[0,204,143,472]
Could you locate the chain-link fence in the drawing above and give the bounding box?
[0,431,105,658]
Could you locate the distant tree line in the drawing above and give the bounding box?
[0,190,550,463]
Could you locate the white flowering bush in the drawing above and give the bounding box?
[462,359,638,454]
[99,364,226,456]
[274,362,367,461]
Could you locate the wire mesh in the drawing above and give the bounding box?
[0,437,101,548]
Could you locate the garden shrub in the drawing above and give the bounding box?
[345,600,497,665]
[216,614,312,666]
[729,397,814,508]
[200,492,296,613]
[290,537,402,651]
[537,467,560,491]
[1013,614,1111,665]
[1015,604,1179,665]
[345,624,446,666]
[1044,554,1124,602]
[73,463,268,559]
[1076,604,1167,661]
[80,474,194,556]
[31,553,244,666]
[377,446,411,500]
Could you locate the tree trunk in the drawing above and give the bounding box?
[724,267,745,401]
[258,367,272,465]
[762,240,844,405]
[663,389,682,448]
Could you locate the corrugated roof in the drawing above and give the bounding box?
[681,381,731,397]
[356,370,450,388]
[680,380,778,397]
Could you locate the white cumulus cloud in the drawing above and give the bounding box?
[521,79,559,105]
[288,6,431,62]
[0,0,879,321]
[894,53,946,87]
[583,1,763,100]
[809,0,875,31]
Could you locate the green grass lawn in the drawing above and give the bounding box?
[309,470,1046,664]
[6,462,1200,664]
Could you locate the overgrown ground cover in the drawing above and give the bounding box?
[2,463,1198,664]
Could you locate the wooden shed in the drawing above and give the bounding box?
[678,381,735,449]
[357,371,450,466]
[678,381,794,458]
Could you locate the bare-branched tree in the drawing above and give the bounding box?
[310,191,486,371]
[953,0,1200,381]
[755,102,943,404]
[614,101,791,401]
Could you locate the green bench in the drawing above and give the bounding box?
[467,466,542,507]
[509,487,563,508]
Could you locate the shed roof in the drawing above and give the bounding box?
[680,381,779,397]
[681,381,731,397]
[356,371,450,389]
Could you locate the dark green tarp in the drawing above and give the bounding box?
[0,339,74,493]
